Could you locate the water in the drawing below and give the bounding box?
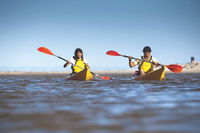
[0,73,200,133]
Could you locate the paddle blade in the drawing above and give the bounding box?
[37,47,54,55]
[100,76,112,80]
[106,50,120,56]
[166,64,183,73]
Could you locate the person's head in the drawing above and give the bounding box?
[74,48,83,59]
[143,46,152,57]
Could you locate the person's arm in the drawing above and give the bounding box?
[63,58,75,68]
[128,56,138,67]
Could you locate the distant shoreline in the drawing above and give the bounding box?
[0,70,199,75]
[1,63,200,75]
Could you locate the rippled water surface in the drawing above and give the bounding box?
[0,73,200,133]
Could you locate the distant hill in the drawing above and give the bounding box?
[182,62,200,73]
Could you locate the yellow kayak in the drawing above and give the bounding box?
[66,68,94,81]
[135,66,166,80]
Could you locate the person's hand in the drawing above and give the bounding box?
[128,56,133,60]
[63,61,69,68]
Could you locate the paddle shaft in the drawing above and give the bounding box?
[119,54,162,65]
[120,54,142,61]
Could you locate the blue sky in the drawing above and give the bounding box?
[0,0,200,71]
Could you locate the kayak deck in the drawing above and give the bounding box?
[135,66,166,80]
[66,68,94,81]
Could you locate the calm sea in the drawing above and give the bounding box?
[0,73,200,133]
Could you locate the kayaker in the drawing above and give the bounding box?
[128,46,160,76]
[63,48,90,73]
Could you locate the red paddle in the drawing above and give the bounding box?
[106,50,183,73]
[38,47,111,80]
[165,64,183,73]
[38,47,54,55]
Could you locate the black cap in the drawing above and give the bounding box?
[143,46,152,53]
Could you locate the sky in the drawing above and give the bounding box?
[0,0,200,71]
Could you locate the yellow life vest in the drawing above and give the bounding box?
[72,59,85,73]
[138,56,154,73]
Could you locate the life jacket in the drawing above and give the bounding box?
[138,56,154,73]
[72,58,85,73]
